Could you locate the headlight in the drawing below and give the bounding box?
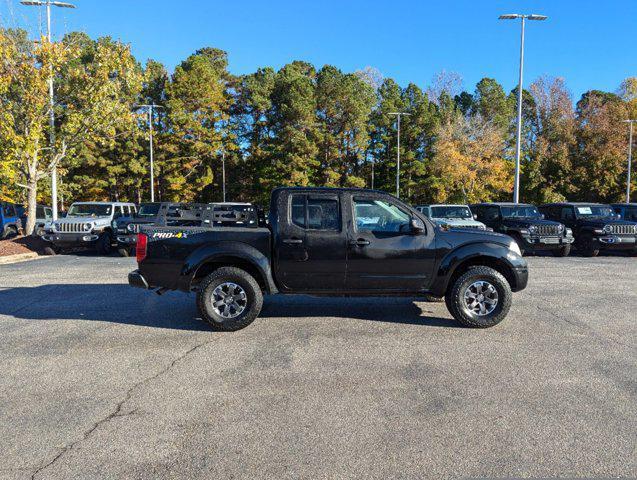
[111,220,117,229]
[566,228,573,236]
[528,225,538,234]
[509,240,522,256]
[53,222,61,231]
[127,223,136,233]
[557,224,564,232]
[603,225,612,233]
[83,222,92,231]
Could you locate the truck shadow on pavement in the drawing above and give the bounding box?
[0,284,459,330]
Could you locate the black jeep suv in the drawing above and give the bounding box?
[471,203,574,256]
[540,203,637,257]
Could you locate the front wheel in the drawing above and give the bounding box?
[445,266,512,328]
[196,267,263,331]
[552,244,571,257]
[578,237,599,257]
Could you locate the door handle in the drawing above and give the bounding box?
[349,239,370,247]
[283,238,303,244]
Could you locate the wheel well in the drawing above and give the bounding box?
[191,257,267,292]
[449,256,516,290]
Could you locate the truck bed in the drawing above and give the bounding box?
[138,225,271,290]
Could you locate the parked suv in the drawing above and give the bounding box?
[540,202,637,256]
[0,202,22,239]
[20,204,53,236]
[611,203,637,222]
[43,202,137,254]
[471,203,574,256]
[113,202,182,256]
[416,204,487,230]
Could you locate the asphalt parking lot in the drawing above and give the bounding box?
[0,253,635,479]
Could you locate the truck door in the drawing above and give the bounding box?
[345,194,435,292]
[274,192,346,291]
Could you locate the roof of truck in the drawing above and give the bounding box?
[70,201,136,206]
[273,186,390,196]
[470,202,535,207]
[540,202,610,206]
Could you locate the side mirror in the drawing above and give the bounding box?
[541,214,546,219]
[473,213,478,220]
[410,217,425,234]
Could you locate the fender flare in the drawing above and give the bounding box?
[431,241,524,296]
[180,241,276,293]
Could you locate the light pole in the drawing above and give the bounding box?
[625,120,636,203]
[221,149,226,202]
[136,104,163,202]
[388,112,410,198]
[21,0,76,221]
[499,13,547,204]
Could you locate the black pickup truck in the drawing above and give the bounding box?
[129,188,528,331]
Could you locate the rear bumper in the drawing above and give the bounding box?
[128,270,149,289]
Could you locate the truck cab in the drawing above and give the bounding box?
[129,188,528,331]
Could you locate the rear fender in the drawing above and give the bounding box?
[430,241,525,297]
[181,241,276,293]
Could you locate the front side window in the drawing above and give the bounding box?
[483,206,500,221]
[290,195,340,231]
[138,204,160,216]
[67,204,112,217]
[354,198,410,233]
[500,205,541,219]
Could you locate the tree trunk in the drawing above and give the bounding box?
[25,176,38,236]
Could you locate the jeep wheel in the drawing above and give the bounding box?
[1,226,18,240]
[197,267,263,331]
[552,244,571,257]
[96,232,113,255]
[117,247,130,257]
[445,266,512,328]
[579,237,599,257]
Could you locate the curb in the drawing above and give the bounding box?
[0,252,42,265]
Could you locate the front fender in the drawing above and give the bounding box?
[431,241,526,296]
[180,241,276,293]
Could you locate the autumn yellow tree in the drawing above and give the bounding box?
[431,114,511,203]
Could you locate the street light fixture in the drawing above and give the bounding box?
[135,104,163,202]
[388,112,411,198]
[20,0,77,221]
[499,13,547,204]
[624,120,636,203]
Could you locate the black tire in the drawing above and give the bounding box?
[34,227,44,237]
[423,293,444,303]
[578,237,599,257]
[117,247,130,257]
[445,266,512,328]
[96,231,113,255]
[43,246,57,256]
[552,244,571,257]
[2,226,18,240]
[196,267,263,331]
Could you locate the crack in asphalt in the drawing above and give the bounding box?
[30,338,214,480]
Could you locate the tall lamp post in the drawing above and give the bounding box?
[20,0,76,221]
[499,13,547,204]
[136,104,163,202]
[625,120,636,203]
[388,112,410,198]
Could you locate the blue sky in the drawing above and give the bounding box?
[2,0,635,100]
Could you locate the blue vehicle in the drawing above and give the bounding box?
[0,201,22,239]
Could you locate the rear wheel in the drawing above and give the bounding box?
[552,244,571,257]
[196,267,263,331]
[96,231,113,255]
[445,266,512,328]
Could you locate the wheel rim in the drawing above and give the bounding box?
[211,282,248,319]
[463,280,498,316]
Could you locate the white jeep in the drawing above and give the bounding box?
[416,204,488,230]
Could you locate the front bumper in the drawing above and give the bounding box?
[512,266,529,292]
[128,270,149,289]
[520,235,574,249]
[116,234,137,244]
[595,235,637,248]
[42,232,99,245]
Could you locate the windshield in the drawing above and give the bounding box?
[431,206,472,219]
[67,204,111,217]
[501,205,542,219]
[137,204,160,216]
[575,205,615,218]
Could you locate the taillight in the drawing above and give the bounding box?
[136,233,148,263]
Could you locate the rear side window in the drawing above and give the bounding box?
[290,194,340,231]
